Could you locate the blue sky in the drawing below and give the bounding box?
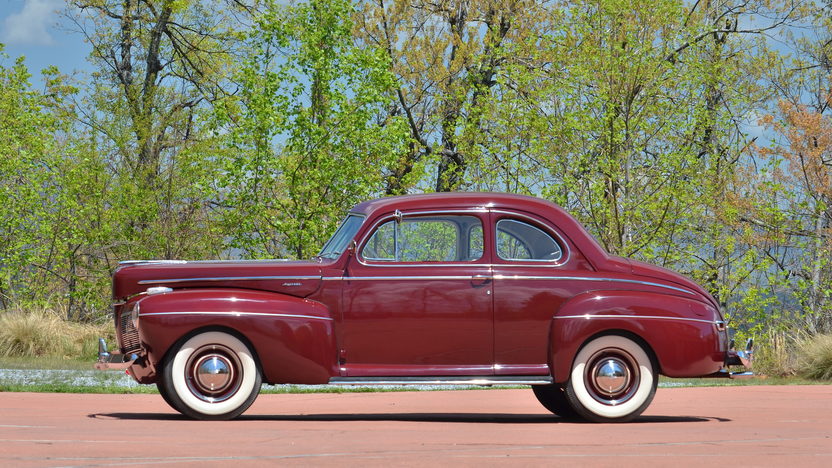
[0,0,90,80]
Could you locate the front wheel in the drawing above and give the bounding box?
[565,335,657,423]
[160,331,262,420]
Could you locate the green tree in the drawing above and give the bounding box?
[355,0,550,193]
[215,0,409,258]
[0,47,59,309]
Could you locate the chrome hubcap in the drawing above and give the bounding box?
[584,348,639,406]
[185,345,242,403]
[195,355,232,391]
[592,358,629,396]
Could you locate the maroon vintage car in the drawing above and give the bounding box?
[96,192,751,422]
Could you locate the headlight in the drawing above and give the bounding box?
[131,302,140,329]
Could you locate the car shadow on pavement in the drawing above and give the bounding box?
[89,413,729,424]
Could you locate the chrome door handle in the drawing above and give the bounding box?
[471,275,492,286]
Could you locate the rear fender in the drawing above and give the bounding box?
[550,290,726,383]
[135,288,337,384]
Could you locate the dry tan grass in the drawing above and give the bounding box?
[797,333,832,380]
[748,332,798,377]
[0,308,114,359]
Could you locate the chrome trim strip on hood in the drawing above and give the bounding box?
[120,259,296,265]
[137,275,322,285]
[138,311,333,321]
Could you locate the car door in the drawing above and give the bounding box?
[490,210,594,376]
[341,211,494,377]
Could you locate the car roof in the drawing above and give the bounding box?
[350,192,618,272]
[351,192,564,218]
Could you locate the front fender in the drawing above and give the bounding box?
[550,290,726,383]
[134,288,337,384]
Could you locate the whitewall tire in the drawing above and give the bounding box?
[161,331,262,420]
[565,335,657,422]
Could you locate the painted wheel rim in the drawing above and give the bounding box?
[584,348,639,406]
[185,344,242,403]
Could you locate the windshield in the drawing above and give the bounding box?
[318,214,365,259]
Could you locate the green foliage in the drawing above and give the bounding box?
[215,0,409,258]
[0,52,64,309]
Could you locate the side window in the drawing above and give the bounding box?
[361,215,483,262]
[468,224,483,261]
[362,221,396,260]
[496,219,562,262]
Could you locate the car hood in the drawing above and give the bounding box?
[113,259,323,300]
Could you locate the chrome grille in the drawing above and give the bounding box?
[119,309,141,353]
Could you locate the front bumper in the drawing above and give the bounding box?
[93,338,137,370]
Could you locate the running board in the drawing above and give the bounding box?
[328,376,553,386]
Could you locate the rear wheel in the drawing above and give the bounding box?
[565,335,657,422]
[160,331,262,420]
[532,384,579,419]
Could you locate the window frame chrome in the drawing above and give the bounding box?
[489,209,571,267]
[355,209,490,267]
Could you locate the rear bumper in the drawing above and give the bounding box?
[705,338,754,379]
[705,369,754,379]
[726,347,752,368]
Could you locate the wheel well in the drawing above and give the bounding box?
[160,326,265,379]
[576,329,662,375]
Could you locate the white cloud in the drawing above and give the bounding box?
[1,0,62,46]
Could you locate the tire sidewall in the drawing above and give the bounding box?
[566,335,656,422]
[532,384,579,418]
[164,331,260,419]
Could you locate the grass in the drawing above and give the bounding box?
[660,376,826,387]
[0,356,97,370]
[797,333,832,380]
[0,308,114,360]
[0,383,157,394]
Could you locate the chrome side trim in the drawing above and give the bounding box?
[493,274,696,295]
[137,275,321,285]
[138,311,333,321]
[328,376,553,386]
[335,275,477,281]
[352,263,488,268]
[554,314,719,325]
[321,274,695,295]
